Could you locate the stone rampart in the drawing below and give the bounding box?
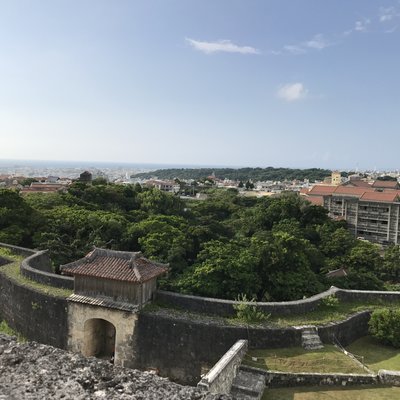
[0,267,69,348]
[0,242,36,257]
[135,310,300,385]
[21,251,74,290]
[157,286,400,318]
[156,287,339,317]
[318,311,371,346]
[379,369,400,386]
[0,242,74,290]
[336,289,400,303]
[265,370,378,388]
[197,340,248,394]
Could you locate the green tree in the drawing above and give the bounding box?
[381,245,400,281]
[0,189,40,247]
[369,308,400,347]
[176,239,261,299]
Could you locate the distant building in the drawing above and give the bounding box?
[79,171,92,183]
[144,179,178,192]
[372,180,400,191]
[20,182,68,195]
[305,183,400,245]
[331,171,342,186]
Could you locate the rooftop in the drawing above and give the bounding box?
[60,248,168,283]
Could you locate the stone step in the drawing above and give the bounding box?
[231,369,266,400]
[301,326,324,350]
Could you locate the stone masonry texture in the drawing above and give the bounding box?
[0,334,231,400]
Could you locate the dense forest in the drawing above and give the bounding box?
[1,183,399,302]
[133,167,334,182]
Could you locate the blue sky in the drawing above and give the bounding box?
[1,1,399,169]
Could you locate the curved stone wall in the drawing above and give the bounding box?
[0,242,74,290]
[156,287,339,317]
[157,287,400,318]
[21,251,74,290]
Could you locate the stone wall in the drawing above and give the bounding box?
[0,268,69,349]
[21,251,74,290]
[135,310,300,385]
[336,289,400,303]
[197,340,248,394]
[318,311,371,346]
[156,287,338,317]
[265,370,378,388]
[0,242,74,290]
[0,242,36,257]
[157,287,400,318]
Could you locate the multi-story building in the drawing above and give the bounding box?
[306,184,400,245]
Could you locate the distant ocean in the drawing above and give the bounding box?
[0,159,234,170]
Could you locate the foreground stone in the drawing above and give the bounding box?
[0,334,230,400]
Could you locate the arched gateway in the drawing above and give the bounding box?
[83,318,116,359]
[61,248,168,367]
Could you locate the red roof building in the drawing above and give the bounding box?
[61,248,168,307]
[306,183,400,245]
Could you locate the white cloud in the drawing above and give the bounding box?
[304,34,330,50]
[283,45,306,55]
[282,34,331,55]
[185,38,260,55]
[277,83,308,102]
[355,19,371,32]
[379,6,400,22]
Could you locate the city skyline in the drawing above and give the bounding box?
[1,1,400,169]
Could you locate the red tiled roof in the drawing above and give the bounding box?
[308,185,337,196]
[333,186,374,197]
[360,191,400,203]
[299,188,309,195]
[372,180,400,189]
[307,196,324,206]
[308,184,400,203]
[342,180,372,188]
[61,248,168,283]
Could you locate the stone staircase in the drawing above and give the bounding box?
[300,326,324,350]
[231,366,266,400]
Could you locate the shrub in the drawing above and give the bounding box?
[320,294,339,308]
[369,308,400,348]
[233,294,270,323]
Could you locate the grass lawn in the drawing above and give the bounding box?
[0,248,72,298]
[243,345,365,374]
[0,320,26,342]
[262,386,400,400]
[270,301,400,327]
[347,336,400,372]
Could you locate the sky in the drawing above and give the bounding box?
[0,0,399,170]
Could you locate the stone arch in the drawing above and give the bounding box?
[83,318,116,360]
[67,302,137,368]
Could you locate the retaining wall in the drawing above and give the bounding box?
[265,370,378,388]
[135,310,300,385]
[318,311,371,346]
[0,267,69,348]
